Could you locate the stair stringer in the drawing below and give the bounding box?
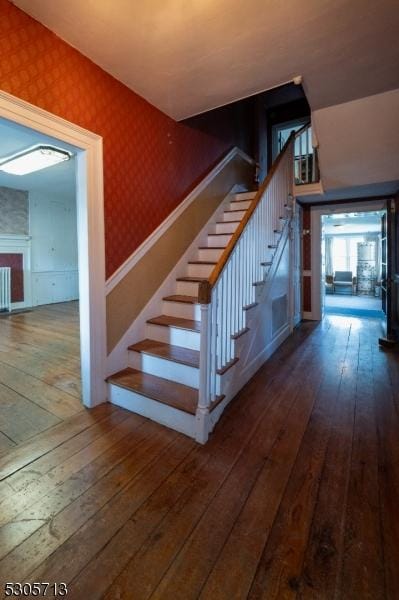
[206,221,293,433]
[106,184,246,377]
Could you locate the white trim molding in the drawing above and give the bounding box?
[0,89,106,408]
[105,147,254,295]
[0,236,32,309]
[310,198,386,321]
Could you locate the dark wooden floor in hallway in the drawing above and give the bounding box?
[0,302,82,450]
[0,315,398,599]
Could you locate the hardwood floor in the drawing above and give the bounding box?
[0,315,398,599]
[0,302,82,449]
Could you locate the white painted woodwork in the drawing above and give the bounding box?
[198,247,224,262]
[187,263,215,278]
[207,233,232,247]
[0,88,107,409]
[128,351,199,389]
[229,200,252,211]
[108,139,295,444]
[145,322,201,351]
[30,190,79,306]
[162,299,201,321]
[212,221,239,235]
[109,383,196,438]
[223,210,246,221]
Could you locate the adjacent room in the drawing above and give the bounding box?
[0,117,82,449]
[322,211,385,318]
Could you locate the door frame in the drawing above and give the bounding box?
[0,89,106,407]
[309,199,387,320]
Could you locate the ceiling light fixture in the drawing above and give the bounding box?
[0,145,72,175]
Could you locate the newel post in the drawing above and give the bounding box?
[195,281,212,444]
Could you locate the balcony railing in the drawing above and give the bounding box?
[294,123,320,185]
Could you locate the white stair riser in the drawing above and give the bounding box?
[207,234,232,247]
[176,280,200,296]
[198,248,224,261]
[213,222,239,234]
[187,263,215,278]
[128,352,199,389]
[229,200,251,211]
[223,210,246,222]
[146,323,200,350]
[108,384,196,439]
[162,300,201,320]
[234,192,256,201]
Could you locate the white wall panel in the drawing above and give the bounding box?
[30,191,78,305]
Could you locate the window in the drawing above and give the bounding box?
[332,236,365,273]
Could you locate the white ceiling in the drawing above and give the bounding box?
[0,118,76,197]
[12,0,399,120]
[323,211,382,235]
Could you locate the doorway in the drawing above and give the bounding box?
[321,211,385,319]
[0,89,106,417]
[0,118,84,445]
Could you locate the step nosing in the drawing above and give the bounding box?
[128,341,200,368]
[147,315,201,332]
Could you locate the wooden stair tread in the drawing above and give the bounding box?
[176,276,209,283]
[187,261,217,265]
[208,233,233,236]
[147,315,201,332]
[128,339,200,368]
[107,368,198,415]
[163,295,198,304]
[217,357,239,375]
[108,368,224,415]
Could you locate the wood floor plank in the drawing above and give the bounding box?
[338,324,385,600]
[101,326,327,600]
[0,423,177,581]
[0,315,394,600]
[0,413,142,529]
[246,318,354,599]
[0,362,83,420]
[0,403,115,480]
[296,320,359,598]
[0,382,61,444]
[198,342,328,600]
[32,320,321,598]
[371,325,399,599]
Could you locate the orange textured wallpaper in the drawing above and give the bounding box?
[0,0,230,277]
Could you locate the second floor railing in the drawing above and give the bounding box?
[294,122,319,185]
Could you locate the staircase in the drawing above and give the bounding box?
[107,134,295,443]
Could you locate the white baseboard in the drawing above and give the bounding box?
[303,311,318,320]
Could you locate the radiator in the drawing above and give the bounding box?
[0,267,11,312]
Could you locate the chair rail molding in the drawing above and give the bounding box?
[0,89,106,408]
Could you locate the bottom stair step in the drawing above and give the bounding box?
[107,368,198,415]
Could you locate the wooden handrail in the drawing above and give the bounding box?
[198,132,295,304]
[294,121,311,138]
